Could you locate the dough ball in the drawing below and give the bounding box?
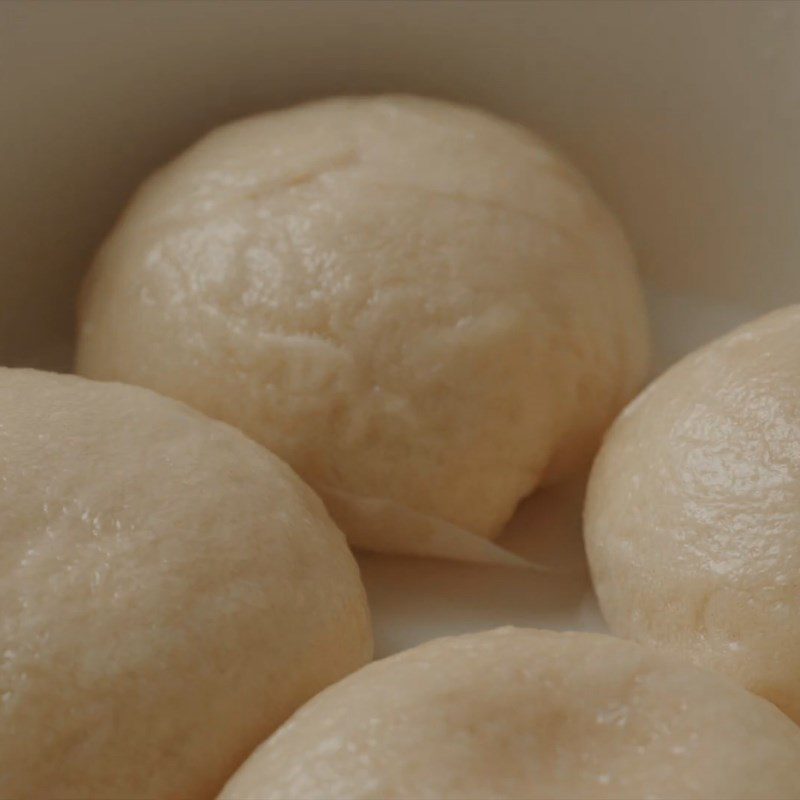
[0,369,372,799]
[218,627,800,800]
[76,95,649,561]
[585,305,800,723]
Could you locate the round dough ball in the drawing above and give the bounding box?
[0,368,372,800]
[76,95,649,561]
[218,627,800,800]
[585,305,800,723]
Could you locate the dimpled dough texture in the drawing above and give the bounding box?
[0,369,372,800]
[219,628,800,800]
[76,95,649,562]
[586,306,800,724]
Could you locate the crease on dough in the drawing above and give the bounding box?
[317,485,541,569]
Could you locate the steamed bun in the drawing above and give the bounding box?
[76,95,649,560]
[586,306,800,723]
[0,368,371,799]
[219,627,800,800]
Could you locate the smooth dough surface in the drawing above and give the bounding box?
[219,627,800,800]
[585,305,800,723]
[76,95,649,561]
[0,368,372,799]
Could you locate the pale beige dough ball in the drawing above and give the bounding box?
[218,627,800,800]
[76,95,649,561]
[0,368,371,799]
[586,305,800,723]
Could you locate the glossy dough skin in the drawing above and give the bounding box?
[219,628,800,800]
[0,369,372,800]
[586,306,800,723]
[76,95,649,559]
